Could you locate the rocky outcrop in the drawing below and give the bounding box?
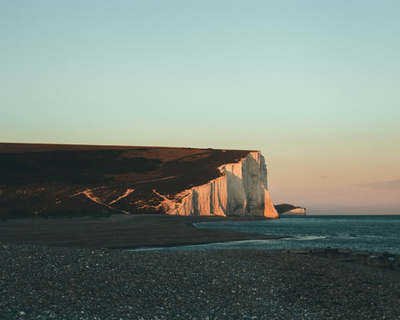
[157,152,278,218]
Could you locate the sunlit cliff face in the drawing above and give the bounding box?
[158,152,279,218]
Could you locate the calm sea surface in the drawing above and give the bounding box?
[141,215,400,254]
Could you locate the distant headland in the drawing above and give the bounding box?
[274,203,307,216]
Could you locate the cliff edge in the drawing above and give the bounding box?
[157,152,278,218]
[0,143,278,218]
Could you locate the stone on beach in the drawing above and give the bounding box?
[1,244,400,320]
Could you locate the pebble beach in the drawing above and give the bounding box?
[1,215,400,319]
[1,243,400,320]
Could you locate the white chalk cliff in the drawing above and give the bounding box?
[280,208,306,216]
[157,152,279,218]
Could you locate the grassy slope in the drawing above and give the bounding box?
[0,143,253,218]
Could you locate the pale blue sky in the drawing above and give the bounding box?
[1,0,399,214]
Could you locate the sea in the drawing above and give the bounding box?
[140,215,400,254]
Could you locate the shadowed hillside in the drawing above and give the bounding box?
[0,143,252,218]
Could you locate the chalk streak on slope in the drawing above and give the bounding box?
[70,188,131,214]
[109,189,135,205]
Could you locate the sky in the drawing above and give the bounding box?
[1,0,399,215]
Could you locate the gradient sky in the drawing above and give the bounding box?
[1,0,399,214]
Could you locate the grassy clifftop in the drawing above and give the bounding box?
[0,143,253,218]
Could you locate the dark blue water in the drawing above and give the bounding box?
[137,215,400,254]
[192,215,400,254]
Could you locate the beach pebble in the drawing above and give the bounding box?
[0,244,399,319]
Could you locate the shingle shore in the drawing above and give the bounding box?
[1,244,400,320]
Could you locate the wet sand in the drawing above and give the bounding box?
[0,214,283,249]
